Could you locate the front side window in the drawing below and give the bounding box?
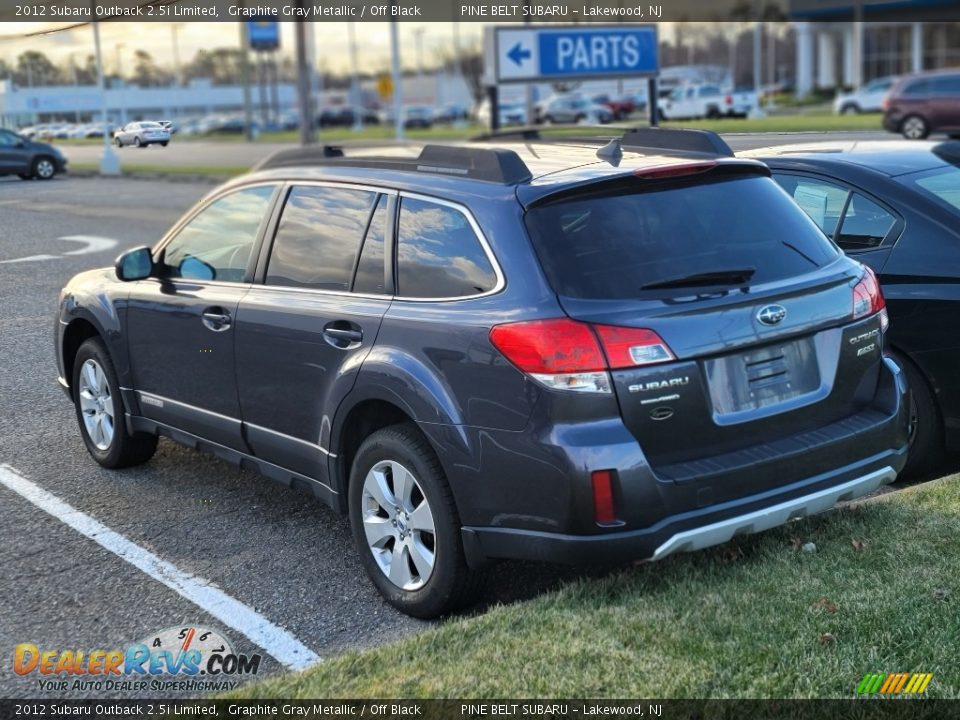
[160,185,275,282]
[897,165,960,215]
[773,174,850,238]
[266,185,377,291]
[396,197,497,299]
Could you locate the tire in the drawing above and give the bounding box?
[160,141,169,147]
[840,104,860,115]
[32,156,56,180]
[115,137,123,147]
[134,137,142,147]
[72,338,158,469]
[891,351,943,480]
[706,106,721,119]
[901,114,929,140]
[348,423,477,618]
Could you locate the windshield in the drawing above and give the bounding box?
[524,175,840,300]
[896,166,960,215]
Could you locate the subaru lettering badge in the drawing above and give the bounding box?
[757,304,787,326]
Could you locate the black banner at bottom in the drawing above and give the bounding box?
[1,700,959,720]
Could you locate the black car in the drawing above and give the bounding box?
[55,130,908,617]
[0,128,67,180]
[744,140,960,477]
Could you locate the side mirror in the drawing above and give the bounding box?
[115,246,153,281]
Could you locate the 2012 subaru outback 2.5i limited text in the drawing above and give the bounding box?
[55,129,910,617]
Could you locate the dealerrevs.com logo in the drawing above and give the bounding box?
[14,626,262,693]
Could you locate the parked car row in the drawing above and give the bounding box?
[57,127,960,620]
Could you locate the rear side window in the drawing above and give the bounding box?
[266,185,377,291]
[524,175,840,300]
[396,197,497,299]
[903,79,931,96]
[837,195,896,249]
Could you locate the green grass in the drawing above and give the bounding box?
[661,112,883,134]
[228,475,960,699]
[69,162,247,177]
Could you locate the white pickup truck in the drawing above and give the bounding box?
[658,84,758,120]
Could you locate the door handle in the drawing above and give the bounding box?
[323,322,363,348]
[201,307,232,332]
[324,327,362,342]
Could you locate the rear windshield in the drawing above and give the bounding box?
[524,175,840,300]
[896,166,960,215]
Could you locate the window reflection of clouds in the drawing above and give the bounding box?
[164,186,273,280]
[397,199,496,298]
[267,186,376,291]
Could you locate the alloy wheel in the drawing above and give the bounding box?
[361,460,436,591]
[902,117,926,139]
[35,159,55,179]
[77,359,115,451]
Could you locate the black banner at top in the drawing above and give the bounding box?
[1,0,959,22]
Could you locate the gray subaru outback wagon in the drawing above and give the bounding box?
[55,129,909,617]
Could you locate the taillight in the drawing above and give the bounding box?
[852,267,886,329]
[725,95,733,105]
[593,325,675,368]
[591,470,617,525]
[489,318,674,393]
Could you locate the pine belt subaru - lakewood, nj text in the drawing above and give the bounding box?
[55,129,910,617]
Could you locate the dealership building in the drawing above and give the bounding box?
[791,0,960,94]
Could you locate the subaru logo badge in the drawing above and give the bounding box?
[757,304,787,326]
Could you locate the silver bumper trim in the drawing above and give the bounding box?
[651,466,897,561]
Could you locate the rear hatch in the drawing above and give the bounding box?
[522,164,888,475]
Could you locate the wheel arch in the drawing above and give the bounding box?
[62,317,102,398]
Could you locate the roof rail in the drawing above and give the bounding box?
[470,125,734,158]
[253,144,532,184]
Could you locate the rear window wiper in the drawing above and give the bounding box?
[641,267,756,290]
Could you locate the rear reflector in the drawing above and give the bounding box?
[591,470,616,525]
[490,319,675,393]
[852,266,886,321]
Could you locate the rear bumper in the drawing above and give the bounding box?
[462,456,902,566]
[459,355,909,567]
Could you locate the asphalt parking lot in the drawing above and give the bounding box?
[0,131,940,699]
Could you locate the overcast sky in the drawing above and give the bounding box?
[0,22,492,75]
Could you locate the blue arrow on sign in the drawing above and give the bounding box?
[507,42,532,67]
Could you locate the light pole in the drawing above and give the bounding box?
[348,22,363,131]
[170,23,183,88]
[390,17,403,141]
[115,42,126,124]
[91,4,120,175]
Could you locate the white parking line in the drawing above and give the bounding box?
[0,463,322,672]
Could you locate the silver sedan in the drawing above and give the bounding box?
[114,121,171,148]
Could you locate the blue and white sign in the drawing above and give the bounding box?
[489,25,658,84]
[247,20,280,52]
